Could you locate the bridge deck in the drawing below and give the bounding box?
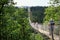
[30,23,59,40]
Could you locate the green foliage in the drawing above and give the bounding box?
[30,33,43,40]
[0,1,44,40]
[35,33,43,40]
[0,5,31,40]
[44,6,60,23]
[0,4,44,40]
[43,0,60,35]
[30,6,47,23]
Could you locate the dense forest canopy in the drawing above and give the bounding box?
[30,6,47,23]
[43,0,60,35]
[0,0,44,40]
[44,0,60,24]
[0,0,60,40]
[29,0,60,24]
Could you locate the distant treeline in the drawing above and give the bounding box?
[30,6,47,23]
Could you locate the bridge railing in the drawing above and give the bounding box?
[30,21,60,40]
[41,21,60,36]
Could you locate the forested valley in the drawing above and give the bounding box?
[0,0,60,40]
[30,6,47,23]
[0,0,45,40]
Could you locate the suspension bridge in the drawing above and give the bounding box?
[28,7,60,40]
[30,22,59,40]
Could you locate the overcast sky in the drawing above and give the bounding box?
[13,0,50,7]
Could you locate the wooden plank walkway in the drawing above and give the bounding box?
[30,23,59,40]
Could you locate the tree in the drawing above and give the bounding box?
[43,0,60,38]
[50,0,60,6]
[0,0,44,40]
[30,6,47,23]
[44,0,60,22]
[0,0,14,40]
